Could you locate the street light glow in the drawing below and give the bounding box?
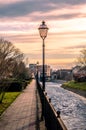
[38,21,49,40]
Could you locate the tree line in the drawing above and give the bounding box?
[0,38,30,103]
[0,38,29,80]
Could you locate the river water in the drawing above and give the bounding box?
[45,81,86,130]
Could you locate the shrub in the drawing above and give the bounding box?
[0,78,31,92]
[7,80,23,92]
[73,73,86,82]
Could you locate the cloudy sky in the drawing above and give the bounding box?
[0,0,86,69]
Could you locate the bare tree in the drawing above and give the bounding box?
[0,38,23,103]
[73,48,86,82]
[0,38,23,79]
[77,48,86,67]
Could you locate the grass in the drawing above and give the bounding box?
[0,79,32,116]
[63,81,86,91]
[0,92,20,116]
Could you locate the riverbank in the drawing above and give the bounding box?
[62,81,86,98]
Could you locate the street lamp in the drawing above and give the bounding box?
[38,21,49,91]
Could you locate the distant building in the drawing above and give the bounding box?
[37,65,51,79]
[51,69,72,81]
[51,71,57,80]
[29,64,51,80]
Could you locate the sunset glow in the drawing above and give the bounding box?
[0,0,86,69]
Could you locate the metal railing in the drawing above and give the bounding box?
[36,80,67,130]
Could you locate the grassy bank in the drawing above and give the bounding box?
[0,79,32,116]
[62,81,86,98]
[63,81,86,91]
[0,92,20,116]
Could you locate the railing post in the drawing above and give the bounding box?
[36,80,67,130]
[41,89,44,120]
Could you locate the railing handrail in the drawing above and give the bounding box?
[36,80,68,130]
[44,92,67,130]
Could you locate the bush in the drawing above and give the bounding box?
[0,78,31,92]
[73,73,86,82]
[21,80,28,90]
[0,80,27,92]
[8,79,31,92]
[7,80,23,92]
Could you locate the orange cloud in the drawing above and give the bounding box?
[0,1,86,69]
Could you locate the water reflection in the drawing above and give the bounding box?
[45,82,86,130]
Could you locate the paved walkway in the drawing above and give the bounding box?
[0,80,46,130]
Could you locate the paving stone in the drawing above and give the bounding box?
[0,80,46,130]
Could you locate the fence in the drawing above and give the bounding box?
[36,80,67,130]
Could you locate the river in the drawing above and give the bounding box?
[45,81,86,130]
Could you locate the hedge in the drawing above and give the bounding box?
[0,79,28,92]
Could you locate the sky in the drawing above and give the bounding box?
[0,0,86,69]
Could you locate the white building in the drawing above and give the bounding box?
[37,65,51,78]
[29,64,51,79]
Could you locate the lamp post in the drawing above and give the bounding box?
[38,21,48,91]
[36,61,39,81]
